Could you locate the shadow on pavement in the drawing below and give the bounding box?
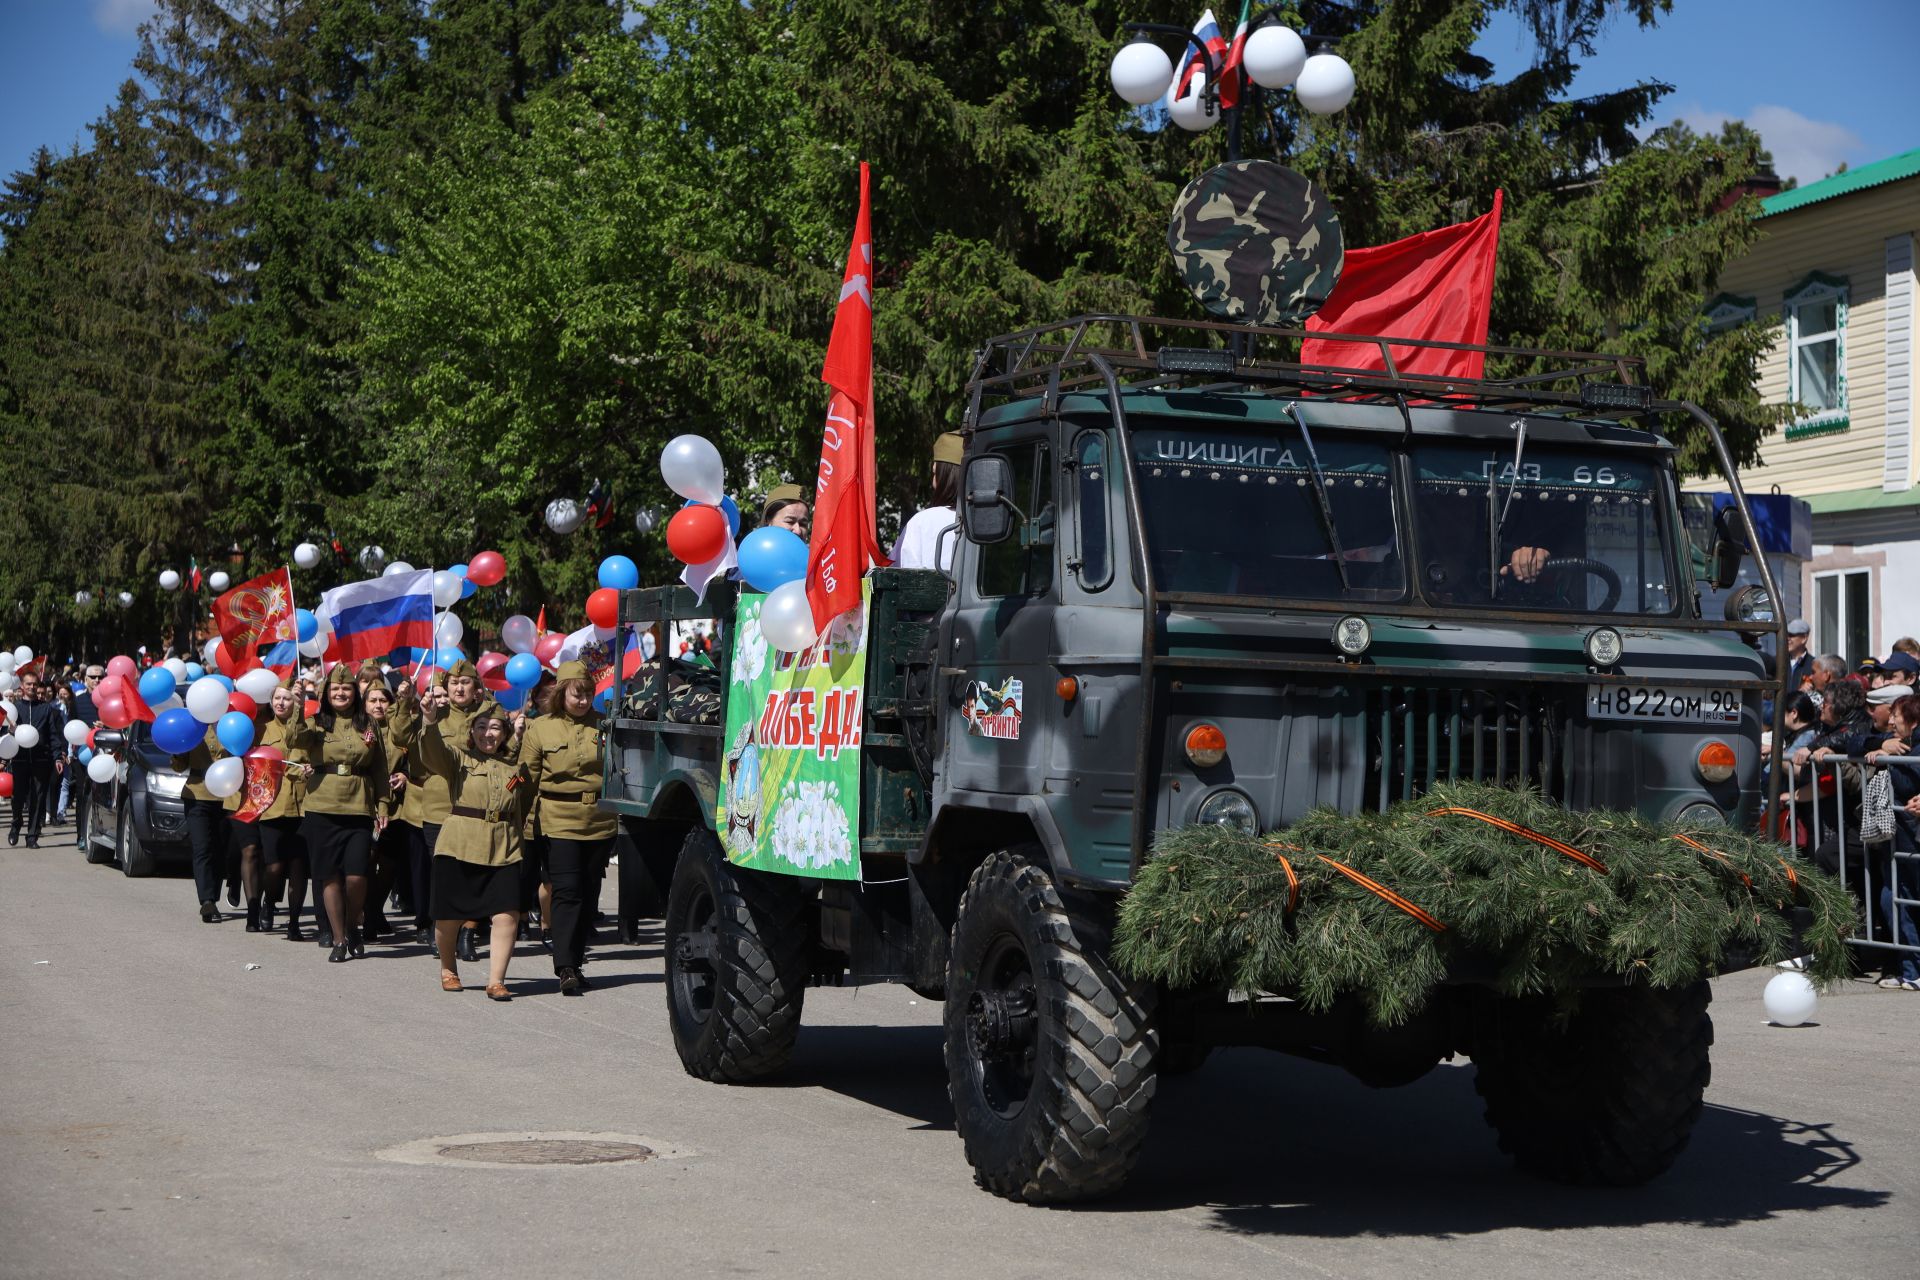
[779,1023,953,1131]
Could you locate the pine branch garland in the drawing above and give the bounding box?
[1114,781,1856,1027]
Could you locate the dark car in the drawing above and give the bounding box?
[79,724,191,876]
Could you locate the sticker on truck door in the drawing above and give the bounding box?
[961,678,1024,740]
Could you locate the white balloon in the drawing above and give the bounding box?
[152,694,183,713]
[164,658,189,684]
[660,435,726,505]
[12,645,31,665]
[1244,24,1307,89]
[202,637,222,664]
[1109,39,1175,106]
[0,735,15,759]
[185,676,230,725]
[74,590,93,607]
[298,635,328,659]
[1763,971,1818,1027]
[1295,51,1356,114]
[384,560,415,578]
[293,542,321,569]
[208,571,231,593]
[235,669,280,704]
[116,591,134,608]
[358,545,386,573]
[65,719,91,747]
[13,724,38,750]
[88,753,119,785]
[432,570,463,609]
[0,652,12,671]
[204,755,245,799]
[545,498,585,535]
[158,569,181,591]
[500,614,538,655]
[633,507,657,535]
[433,613,464,647]
[1169,78,1218,132]
[0,674,15,693]
[759,580,820,653]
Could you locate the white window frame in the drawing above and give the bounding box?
[1812,566,1872,670]
[1783,272,1848,438]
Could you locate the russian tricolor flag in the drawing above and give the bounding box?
[316,569,436,663]
[1167,8,1226,111]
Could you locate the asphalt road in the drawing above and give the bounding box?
[3,838,1917,1280]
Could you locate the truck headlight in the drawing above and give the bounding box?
[1196,789,1258,835]
[1723,585,1775,624]
[1675,801,1725,828]
[1585,626,1624,668]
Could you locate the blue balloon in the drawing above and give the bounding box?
[435,646,465,670]
[683,495,742,539]
[216,711,256,756]
[494,686,527,712]
[152,707,204,755]
[295,608,319,643]
[737,527,810,593]
[137,666,178,707]
[77,747,93,765]
[598,555,640,591]
[210,673,235,692]
[450,563,469,578]
[184,663,205,682]
[503,652,543,690]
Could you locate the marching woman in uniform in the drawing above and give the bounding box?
[521,660,616,995]
[392,682,529,999]
[171,726,230,924]
[361,678,405,940]
[287,666,391,963]
[225,693,275,931]
[254,678,309,939]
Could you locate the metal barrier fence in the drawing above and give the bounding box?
[1781,753,1920,959]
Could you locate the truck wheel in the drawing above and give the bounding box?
[944,848,1158,1203]
[1473,981,1713,1186]
[118,804,155,878]
[663,828,810,1082]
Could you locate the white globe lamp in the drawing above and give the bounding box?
[1110,39,1175,106]
[1295,51,1356,114]
[1245,25,1308,88]
[208,571,230,593]
[158,569,181,591]
[1169,79,1219,132]
[293,541,321,570]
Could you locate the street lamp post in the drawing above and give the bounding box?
[1109,8,1356,160]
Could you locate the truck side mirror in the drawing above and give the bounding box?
[962,454,1016,545]
[1709,507,1746,590]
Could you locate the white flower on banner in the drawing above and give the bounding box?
[769,780,854,871]
[827,606,865,660]
[733,601,768,686]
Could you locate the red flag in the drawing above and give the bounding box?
[1301,190,1504,380]
[233,756,288,823]
[1218,2,1252,110]
[212,569,296,665]
[535,606,547,637]
[806,162,889,631]
[189,555,202,593]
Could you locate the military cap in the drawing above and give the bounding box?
[933,432,964,466]
[324,663,358,688]
[761,484,807,524]
[444,658,478,681]
[554,659,589,684]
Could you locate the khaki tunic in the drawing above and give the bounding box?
[388,694,513,825]
[285,714,391,817]
[521,712,616,841]
[415,716,529,868]
[254,714,306,821]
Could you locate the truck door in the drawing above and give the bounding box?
[942,436,1056,796]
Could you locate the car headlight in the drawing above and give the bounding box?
[1723,584,1776,624]
[1196,789,1258,835]
[147,772,187,798]
[1675,801,1725,828]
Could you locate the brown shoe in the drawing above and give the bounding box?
[440,971,463,992]
[485,983,511,1001]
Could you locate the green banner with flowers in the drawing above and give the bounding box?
[717,583,870,881]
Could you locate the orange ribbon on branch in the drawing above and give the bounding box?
[1427,806,1609,874]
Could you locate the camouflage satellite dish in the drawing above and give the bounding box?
[1168,160,1344,326]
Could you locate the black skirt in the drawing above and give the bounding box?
[305,813,374,881]
[431,855,521,920]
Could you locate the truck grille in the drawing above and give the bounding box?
[1367,685,1570,809]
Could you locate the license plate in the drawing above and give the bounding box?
[1586,685,1742,725]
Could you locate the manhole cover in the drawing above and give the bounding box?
[437,1139,653,1166]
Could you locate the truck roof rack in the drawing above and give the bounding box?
[964,314,1670,430]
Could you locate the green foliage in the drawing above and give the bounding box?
[1115,781,1855,1026]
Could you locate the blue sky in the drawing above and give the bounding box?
[0,1,1913,187]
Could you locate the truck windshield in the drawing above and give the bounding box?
[1132,425,1403,601]
[1408,441,1678,615]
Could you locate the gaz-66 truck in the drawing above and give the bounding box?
[602,314,1788,1204]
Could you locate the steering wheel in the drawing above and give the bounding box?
[1535,556,1622,611]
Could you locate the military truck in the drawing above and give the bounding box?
[603,314,1787,1203]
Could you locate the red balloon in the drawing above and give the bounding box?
[86,727,99,750]
[666,504,728,565]
[106,655,138,682]
[467,550,506,587]
[413,666,442,696]
[304,698,320,718]
[534,632,567,666]
[0,773,12,798]
[585,588,620,631]
[228,691,258,719]
[97,694,132,730]
[475,652,510,692]
[246,744,286,764]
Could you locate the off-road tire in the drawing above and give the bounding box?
[117,804,155,877]
[944,848,1158,1204]
[663,827,810,1082]
[1473,981,1713,1186]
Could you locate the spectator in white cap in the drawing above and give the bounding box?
[1785,619,1813,689]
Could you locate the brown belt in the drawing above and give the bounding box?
[539,789,597,802]
[448,805,492,820]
